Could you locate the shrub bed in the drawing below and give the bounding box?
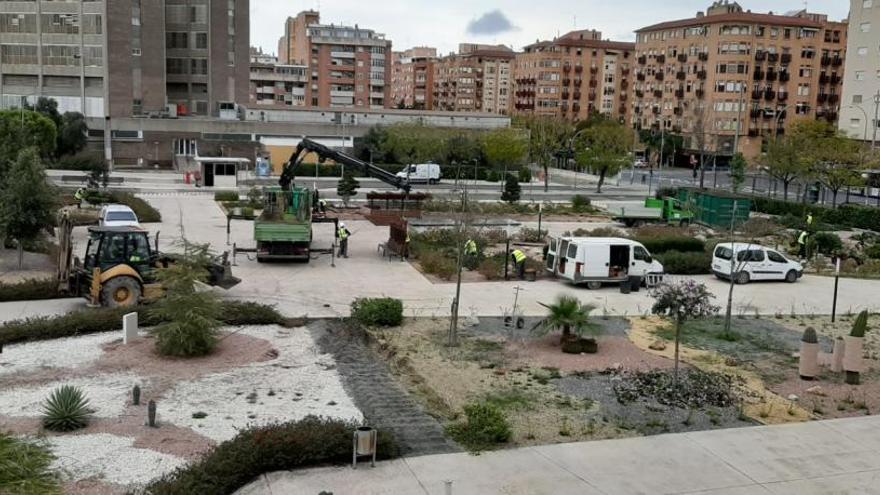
[417,251,458,280]
[446,402,511,451]
[0,433,60,494]
[655,251,712,275]
[351,297,404,327]
[752,198,880,232]
[0,279,62,303]
[213,191,240,202]
[634,236,705,254]
[0,301,284,346]
[145,416,399,495]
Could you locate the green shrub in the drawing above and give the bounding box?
[752,198,880,232]
[571,195,591,211]
[351,297,404,327]
[42,385,91,432]
[477,254,506,280]
[418,251,458,280]
[447,402,512,451]
[518,167,532,183]
[518,227,547,243]
[563,226,621,237]
[635,236,705,254]
[813,232,843,255]
[214,191,240,202]
[0,301,284,347]
[152,291,221,357]
[110,192,161,223]
[50,154,104,171]
[0,279,61,303]
[146,416,399,495]
[656,251,712,274]
[866,244,880,260]
[0,433,60,494]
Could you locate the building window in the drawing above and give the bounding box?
[851,118,862,128]
[861,22,872,33]
[854,95,864,104]
[856,70,866,80]
[797,84,810,96]
[858,47,869,56]
[132,48,141,56]
[865,0,873,7]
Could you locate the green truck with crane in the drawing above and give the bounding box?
[610,197,695,227]
[253,138,410,262]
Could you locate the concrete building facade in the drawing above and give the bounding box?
[634,1,847,161]
[432,44,514,115]
[840,0,880,144]
[391,47,436,109]
[0,0,249,120]
[249,59,308,109]
[278,11,392,110]
[511,30,635,122]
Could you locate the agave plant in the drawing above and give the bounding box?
[42,385,91,432]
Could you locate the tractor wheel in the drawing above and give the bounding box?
[101,276,142,308]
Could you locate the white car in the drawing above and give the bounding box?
[712,242,803,284]
[99,204,140,227]
[633,159,649,169]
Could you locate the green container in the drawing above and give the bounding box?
[677,188,751,228]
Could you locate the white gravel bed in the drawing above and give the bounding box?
[0,333,119,377]
[0,372,140,418]
[48,433,186,487]
[159,325,362,442]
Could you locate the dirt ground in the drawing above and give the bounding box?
[0,248,55,284]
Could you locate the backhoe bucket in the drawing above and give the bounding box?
[209,252,241,290]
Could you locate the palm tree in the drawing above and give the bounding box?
[533,296,597,344]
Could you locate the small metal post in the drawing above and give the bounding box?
[226,216,231,245]
[504,238,510,280]
[831,258,840,323]
[537,204,543,238]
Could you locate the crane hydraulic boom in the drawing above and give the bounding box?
[279,137,411,193]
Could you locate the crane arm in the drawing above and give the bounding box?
[279,137,411,193]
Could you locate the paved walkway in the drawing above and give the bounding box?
[237,415,880,495]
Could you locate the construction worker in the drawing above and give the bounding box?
[74,187,85,209]
[798,230,809,259]
[318,199,327,214]
[806,213,814,230]
[511,249,528,279]
[337,222,351,258]
[464,239,478,256]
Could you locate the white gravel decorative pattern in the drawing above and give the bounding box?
[0,373,140,418]
[48,433,186,487]
[0,333,118,376]
[159,325,362,442]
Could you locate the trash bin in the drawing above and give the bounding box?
[620,278,631,294]
[629,275,642,293]
[524,269,537,282]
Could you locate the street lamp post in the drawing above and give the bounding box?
[774,104,795,138]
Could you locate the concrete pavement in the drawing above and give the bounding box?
[236,415,880,495]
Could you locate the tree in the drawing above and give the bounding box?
[729,153,747,193]
[354,126,391,163]
[500,174,521,203]
[574,120,634,193]
[444,134,482,176]
[691,103,713,188]
[650,280,719,386]
[763,133,808,201]
[0,110,57,179]
[30,97,62,129]
[481,128,528,171]
[336,172,360,207]
[385,124,447,165]
[522,116,573,192]
[533,295,598,346]
[0,147,57,268]
[639,129,684,169]
[805,122,864,207]
[57,112,88,157]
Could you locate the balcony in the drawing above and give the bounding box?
[652,106,660,114]
[764,89,776,101]
[656,54,666,63]
[698,52,709,61]
[696,70,707,80]
[767,53,779,63]
[573,92,582,100]
[676,71,686,80]
[777,92,788,102]
[575,64,584,73]
[748,128,760,137]
[563,63,571,72]
[635,89,645,98]
[562,78,571,86]
[752,90,763,101]
[695,89,705,98]
[831,57,843,67]
[821,56,831,66]
[620,92,628,101]
[675,88,685,98]
[655,72,665,81]
[589,91,597,100]
[828,94,839,104]
[653,89,663,98]
[819,74,830,84]
[561,91,570,100]
[830,75,841,85]
[573,103,581,112]
[817,93,829,103]
[750,108,762,118]
[766,70,777,82]
[621,68,630,76]
[590,66,598,75]
[634,106,642,114]
[621,80,630,89]
[762,110,773,119]
[753,69,765,81]
[588,79,597,88]
[755,50,766,61]
[638,55,647,64]
[637,73,646,81]
[673,106,682,116]
[779,71,790,82]
[677,53,688,63]
[781,53,792,64]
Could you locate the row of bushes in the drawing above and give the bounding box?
[0,279,61,303]
[81,190,161,223]
[752,198,880,232]
[655,251,712,275]
[146,417,399,495]
[292,162,532,183]
[422,198,596,216]
[0,300,284,346]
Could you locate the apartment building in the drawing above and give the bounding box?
[390,46,436,109]
[633,1,847,161]
[249,57,308,109]
[840,0,880,143]
[432,43,513,114]
[0,0,249,120]
[511,29,635,121]
[278,11,392,109]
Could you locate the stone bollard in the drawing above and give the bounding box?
[147,400,157,427]
[123,312,138,345]
[798,327,819,380]
[831,337,845,373]
[132,385,141,406]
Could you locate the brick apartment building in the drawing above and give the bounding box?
[511,29,635,121]
[391,46,437,109]
[277,11,392,109]
[249,55,308,109]
[432,43,514,115]
[0,0,249,119]
[633,0,847,161]
[839,0,880,143]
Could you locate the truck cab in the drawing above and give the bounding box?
[546,237,664,289]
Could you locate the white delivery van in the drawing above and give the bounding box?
[546,237,665,289]
[712,242,803,284]
[397,163,441,184]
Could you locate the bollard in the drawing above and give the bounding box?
[147,400,157,427]
[132,385,141,406]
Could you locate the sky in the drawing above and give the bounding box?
[250,0,850,57]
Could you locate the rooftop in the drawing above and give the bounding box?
[636,10,825,33]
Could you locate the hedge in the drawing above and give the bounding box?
[213,191,240,202]
[82,191,162,223]
[350,297,404,327]
[0,279,62,303]
[752,198,880,232]
[145,416,399,495]
[656,250,712,275]
[0,301,285,346]
[634,236,705,254]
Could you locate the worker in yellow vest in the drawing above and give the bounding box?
[511,249,527,279]
[798,230,809,259]
[74,187,85,209]
[338,223,351,258]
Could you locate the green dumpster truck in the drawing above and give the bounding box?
[610,197,695,227]
[254,187,314,262]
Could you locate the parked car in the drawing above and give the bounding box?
[99,204,140,227]
[633,159,648,169]
[396,163,441,184]
[546,237,665,289]
[712,242,803,284]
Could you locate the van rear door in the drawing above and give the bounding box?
[581,243,610,279]
[546,237,558,272]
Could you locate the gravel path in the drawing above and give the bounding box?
[0,372,139,418]
[0,333,119,377]
[311,320,460,456]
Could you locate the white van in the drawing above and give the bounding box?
[712,242,803,284]
[397,163,441,184]
[546,237,665,289]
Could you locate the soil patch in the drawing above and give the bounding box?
[505,334,674,373]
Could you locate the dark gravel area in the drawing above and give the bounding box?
[553,372,756,436]
[310,320,460,457]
